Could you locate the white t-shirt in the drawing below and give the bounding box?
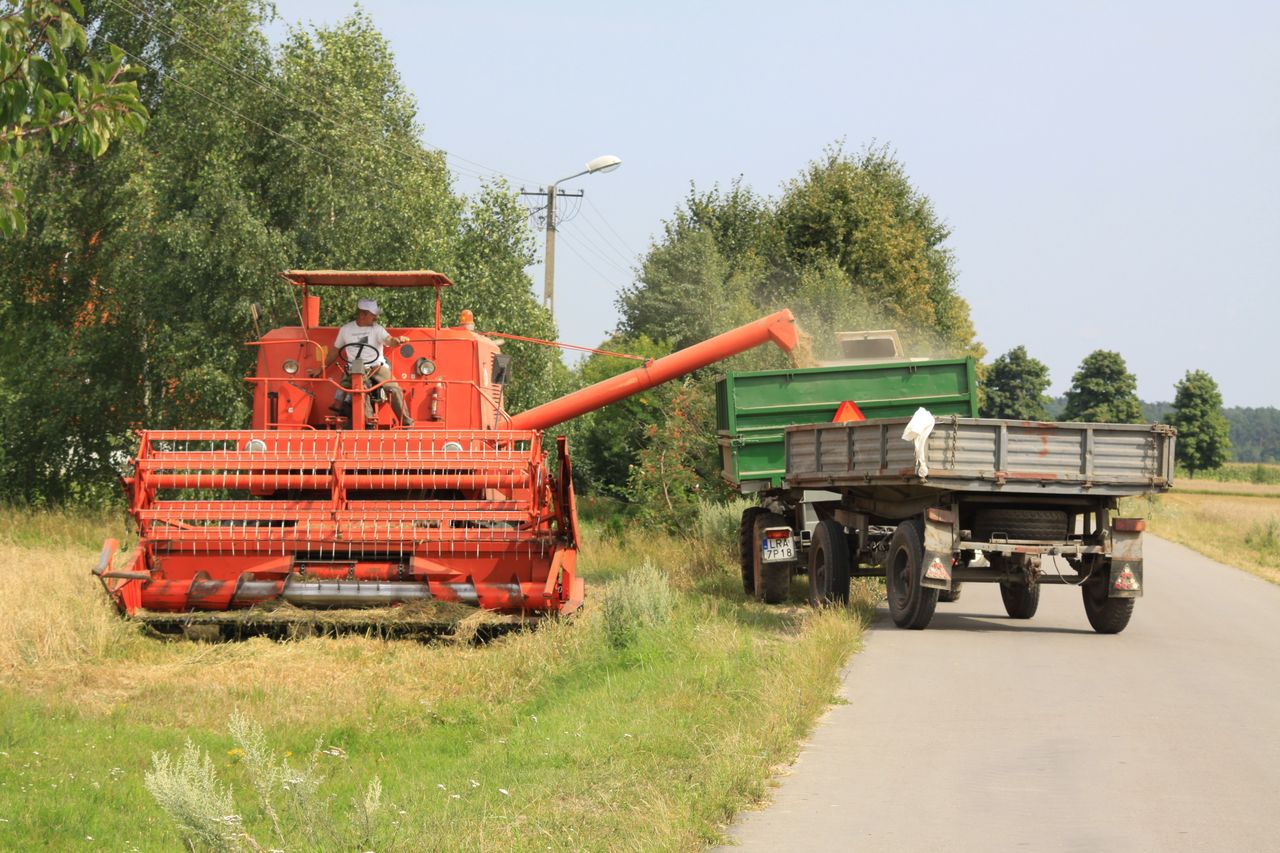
[333,321,392,368]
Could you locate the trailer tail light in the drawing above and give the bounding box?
[1114,518,1146,532]
[765,528,791,540]
[1114,566,1140,592]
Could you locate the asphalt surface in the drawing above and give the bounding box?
[722,536,1280,852]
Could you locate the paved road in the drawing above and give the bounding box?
[722,536,1280,852]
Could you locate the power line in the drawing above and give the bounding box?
[557,221,634,277]
[574,206,637,269]
[555,231,629,292]
[585,195,640,257]
[519,187,582,228]
[106,0,534,185]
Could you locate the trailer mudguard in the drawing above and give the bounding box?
[921,508,956,591]
[1108,526,1144,599]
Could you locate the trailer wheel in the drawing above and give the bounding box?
[752,512,792,604]
[739,506,767,595]
[999,581,1040,619]
[885,521,938,629]
[808,519,851,606]
[1082,572,1135,634]
[973,509,1069,542]
[938,582,963,603]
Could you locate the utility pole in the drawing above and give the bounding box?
[520,186,583,317]
[520,155,622,320]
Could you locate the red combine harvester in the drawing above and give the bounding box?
[95,270,798,634]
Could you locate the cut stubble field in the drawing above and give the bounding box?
[0,504,874,851]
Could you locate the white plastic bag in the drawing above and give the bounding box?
[901,407,936,478]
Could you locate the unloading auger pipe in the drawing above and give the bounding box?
[507,309,799,432]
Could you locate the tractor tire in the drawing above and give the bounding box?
[739,506,767,595]
[973,509,1069,542]
[938,582,963,603]
[999,581,1040,619]
[884,521,939,630]
[1082,572,1135,634]
[753,511,792,604]
[808,519,851,606]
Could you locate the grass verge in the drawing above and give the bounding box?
[0,503,873,851]
[1122,491,1280,585]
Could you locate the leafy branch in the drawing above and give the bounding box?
[0,0,149,235]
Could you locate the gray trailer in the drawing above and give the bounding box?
[742,415,1175,634]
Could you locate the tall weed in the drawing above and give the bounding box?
[144,741,246,852]
[147,714,393,852]
[685,497,754,580]
[602,560,674,648]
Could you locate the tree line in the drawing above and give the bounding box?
[980,345,1268,476]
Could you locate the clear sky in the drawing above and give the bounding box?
[268,0,1278,407]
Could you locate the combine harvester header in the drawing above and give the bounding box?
[95,270,797,635]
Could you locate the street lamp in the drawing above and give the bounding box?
[543,154,622,317]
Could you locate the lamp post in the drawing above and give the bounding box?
[543,154,621,317]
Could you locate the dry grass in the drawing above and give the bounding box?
[0,508,859,731]
[0,512,641,730]
[0,505,875,851]
[0,543,602,729]
[1124,491,1280,585]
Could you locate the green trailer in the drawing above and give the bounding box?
[716,357,979,490]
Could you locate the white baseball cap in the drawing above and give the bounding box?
[356,298,380,316]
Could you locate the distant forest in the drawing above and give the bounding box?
[1046,399,1280,463]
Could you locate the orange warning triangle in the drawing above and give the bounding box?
[833,401,866,423]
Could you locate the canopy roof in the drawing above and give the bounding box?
[284,270,454,288]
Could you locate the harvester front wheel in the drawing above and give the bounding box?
[753,511,792,604]
[739,506,767,595]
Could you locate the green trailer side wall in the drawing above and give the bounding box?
[716,357,979,489]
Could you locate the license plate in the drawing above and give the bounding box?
[761,528,795,563]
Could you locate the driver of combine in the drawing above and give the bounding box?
[310,298,414,427]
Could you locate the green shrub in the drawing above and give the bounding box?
[601,560,675,648]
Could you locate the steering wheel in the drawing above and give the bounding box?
[337,341,381,372]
